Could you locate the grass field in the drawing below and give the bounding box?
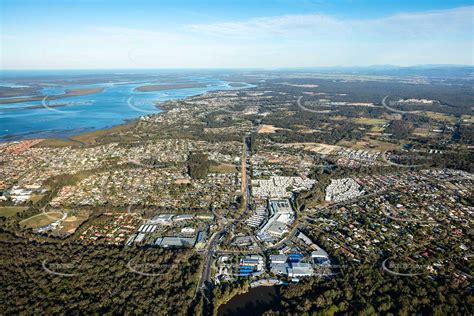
[412,127,432,137]
[71,121,136,144]
[20,211,63,228]
[56,211,90,234]
[352,118,388,125]
[29,194,45,204]
[36,139,81,147]
[337,138,400,151]
[0,206,28,217]
[370,126,385,133]
[209,163,238,173]
[422,111,457,123]
[328,115,348,121]
[280,142,341,155]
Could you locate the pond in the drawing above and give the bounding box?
[217,286,283,316]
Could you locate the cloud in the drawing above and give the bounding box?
[187,6,473,41]
[2,6,472,68]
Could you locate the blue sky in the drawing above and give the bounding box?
[1,0,473,69]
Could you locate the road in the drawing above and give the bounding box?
[382,95,419,114]
[193,135,253,310]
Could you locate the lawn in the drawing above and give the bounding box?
[20,211,63,228]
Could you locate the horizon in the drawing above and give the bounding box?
[1,0,473,69]
[1,64,473,72]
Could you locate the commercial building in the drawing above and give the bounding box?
[270,254,288,264]
[156,236,195,248]
[149,214,174,225]
[287,262,314,277]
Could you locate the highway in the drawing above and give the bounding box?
[194,135,253,310]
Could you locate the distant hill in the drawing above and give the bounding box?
[288,65,474,79]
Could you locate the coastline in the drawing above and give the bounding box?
[1,79,253,144]
[3,89,203,145]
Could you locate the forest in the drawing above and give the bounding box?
[0,231,202,315]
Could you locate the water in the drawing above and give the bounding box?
[0,72,251,141]
[217,286,283,316]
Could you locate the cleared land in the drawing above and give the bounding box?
[337,138,401,151]
[209,163,238,173]
[20,211,63,228]
[56,211,90,234]
[258,125,284,134]
[36,139,82,147]
[422,111,457,123]
[281,83,319,88]
[0,206,28,217]
[280,142,341,155]
[70,121,136,144]
[352,118,388,125]
[461,115,473,123]
[135,83,207,92]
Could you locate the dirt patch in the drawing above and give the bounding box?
[280,142,341,155]
[258,125,281,134]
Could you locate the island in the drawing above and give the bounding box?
[134,82,207,92]
[0,87,104,104]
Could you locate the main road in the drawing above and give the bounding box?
[194,135,253,307]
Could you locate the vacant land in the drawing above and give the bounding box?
[281,83,319,88]
[280,142,341,155]
[210,163,238,173]
[337,138,401,151]
[36,138,82,147]
[70,121,136,144]
[20,211,63,228]
[0,87,104,104]
[257,125,284,134]
[461,115,473,123]
[422,111,457,123]
[0,206,28,217]
[56,211,90,234]
[412,127,433,137]
[352,118,388,125]
[135,83,207,92]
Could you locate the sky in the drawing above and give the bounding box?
[1,0,473,69]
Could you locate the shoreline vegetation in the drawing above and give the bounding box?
[0,87,104,104]
[37,121,138,147]
[228,82,247,87]
[134,83,207,92]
